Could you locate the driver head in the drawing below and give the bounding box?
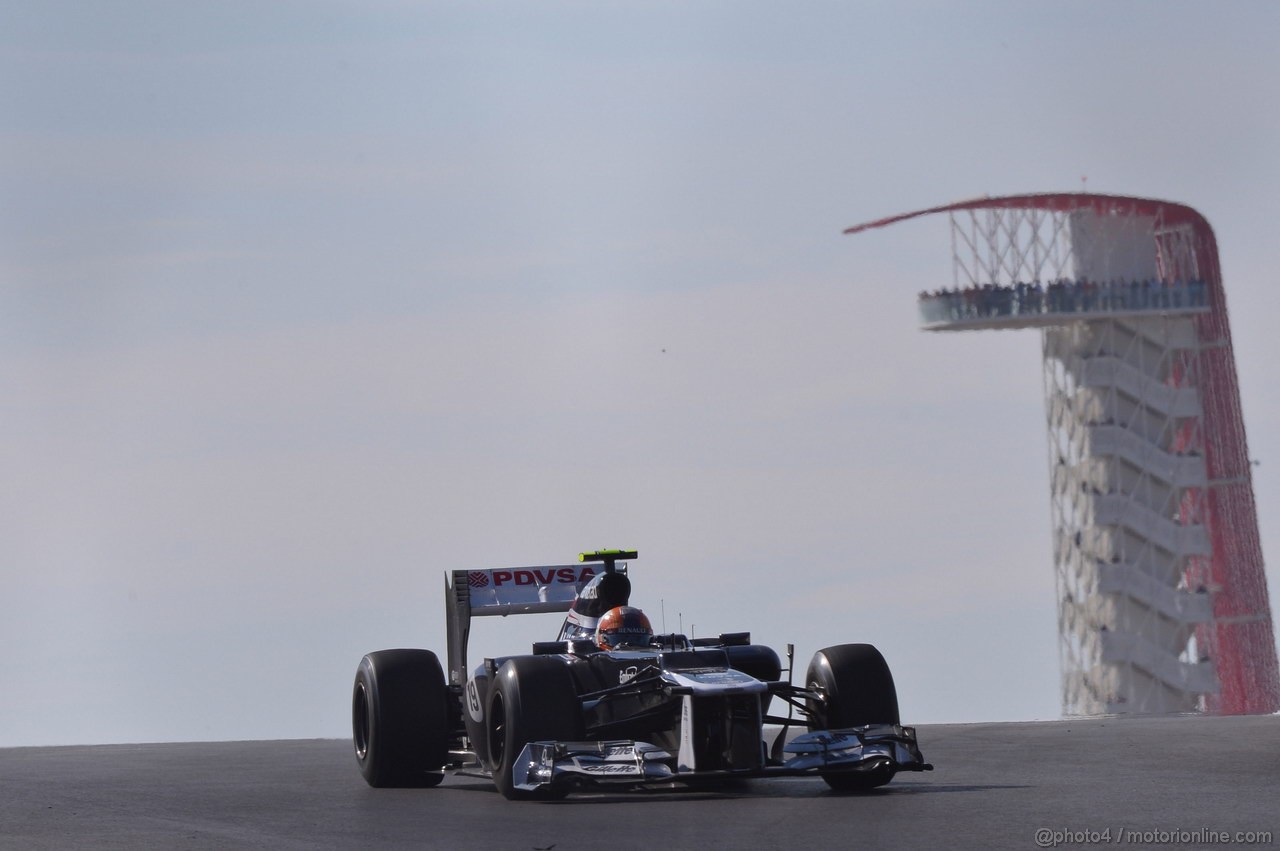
[595,606,654,650]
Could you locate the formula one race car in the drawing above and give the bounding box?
[352,550,931,799]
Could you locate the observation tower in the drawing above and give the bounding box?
[846,193,1279,716]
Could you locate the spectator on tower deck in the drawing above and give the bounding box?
[997,283,1014,316]
[1084,278,1098,311]
[1048,279,1066,313]
[1107,278,1122,311]
[1190,278,1206,307]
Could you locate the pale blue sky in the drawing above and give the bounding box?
[3,1,1279,745]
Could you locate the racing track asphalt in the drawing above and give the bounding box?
[2,714,1277,851]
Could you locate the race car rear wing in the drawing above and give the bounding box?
[445,551,633,685]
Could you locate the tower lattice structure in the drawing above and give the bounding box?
[846,193,1279,715]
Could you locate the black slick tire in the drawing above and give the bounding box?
[352,649,448,788]
[486,656,583,800]
[805,643,900,792]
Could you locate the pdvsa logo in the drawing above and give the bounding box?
[489,566,596,587]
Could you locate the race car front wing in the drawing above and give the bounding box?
[512,724,932,792]
[781,724,931,775]
[513,740,677,790]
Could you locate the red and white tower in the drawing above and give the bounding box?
[847,193,1279,715]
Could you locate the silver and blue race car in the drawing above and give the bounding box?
[352,549,931,799]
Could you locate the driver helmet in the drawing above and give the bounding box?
[595,606,654,650]
[558,570,632,642]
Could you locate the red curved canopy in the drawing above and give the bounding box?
[843,192,1212,238]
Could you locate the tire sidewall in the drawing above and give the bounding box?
[486,657,583,800]
[353,649,448,788]
[806,643,900,729]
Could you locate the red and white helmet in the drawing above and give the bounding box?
[595,606,654,650]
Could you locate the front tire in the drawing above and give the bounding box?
[353,649,448,788]
[486,657,583,800]
[806,643,900,792]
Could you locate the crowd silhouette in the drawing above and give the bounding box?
[919,277,1208,324]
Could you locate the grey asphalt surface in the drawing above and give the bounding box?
[2,715,1277,850]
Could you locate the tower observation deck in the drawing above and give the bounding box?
[846,193,1279,716]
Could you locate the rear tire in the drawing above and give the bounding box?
[353,649,449,788]
[486,657,583,800]
[806,643,900,792]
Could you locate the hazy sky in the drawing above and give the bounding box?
[3,1,1279,747]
